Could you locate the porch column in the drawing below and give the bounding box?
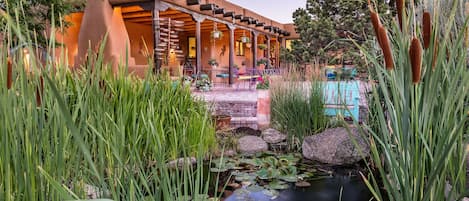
[192,14,206,75]
[152,0,161,74]
[227,24,235,85]
[266,35,271,68]
[277,37,282,68]
[252,31,258,68]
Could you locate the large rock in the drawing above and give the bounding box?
[302,127,369,165]
[262,128,287,144]
[166,157,197,169]
[238,135,268,154]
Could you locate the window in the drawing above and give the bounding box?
[188,37,196,58]
[235,41,245,56]
[285,39,294,50]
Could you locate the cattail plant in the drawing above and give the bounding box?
[7,57,12,89]
[359,1,469,201]
[422,12,431,49]
[409,37,422,84]
[370,7,382,45]
[35,76,44,107]
[378,26,394,70]
[432,40,439,70]
[396,0,404,30]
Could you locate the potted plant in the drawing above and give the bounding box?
[211,30,223,39]
[213,114,232,130]
[256,75,270,90]
[196,77,212,92]
[258,44,267,50]
[208,58,218,68]
[256,58,268,66]
[240,36,250,43]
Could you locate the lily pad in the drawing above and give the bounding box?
[278,175,298,183]
[266,180,289,190]
[233,172,257,182]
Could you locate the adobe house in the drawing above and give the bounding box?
[60,0,299,84]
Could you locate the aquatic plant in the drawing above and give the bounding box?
[359,0,469,200]
[270,70,328,148]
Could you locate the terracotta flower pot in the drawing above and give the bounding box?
[213,115,231,130]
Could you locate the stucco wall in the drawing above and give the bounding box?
[76,0,135,72]
[55,12,83,67]
[124,21,154,65]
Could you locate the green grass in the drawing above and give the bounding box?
[0,7,218,201]
[359,1,469,200]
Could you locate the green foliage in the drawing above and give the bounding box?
[256,58,269,66]
[1,0,85,44]
[256,75,270,90]
[360,1,469,201]
[210,153,312,194]
[292,0,390,64]
[270,73,328,147]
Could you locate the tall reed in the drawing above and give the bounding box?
[360,0,469,200]
[0,7,218,201]
[270,68,328,148]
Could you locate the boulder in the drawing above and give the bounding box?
[302,127,369,165]
[166,157,197,169]
[238,135,268,154]
[262,128,287,144]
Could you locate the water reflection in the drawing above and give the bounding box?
[226,174,372,201]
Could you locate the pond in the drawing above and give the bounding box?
[225,174,372,201]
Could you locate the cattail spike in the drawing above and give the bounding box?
[396,0,404,31]
[378,26,394,70]
[422,12,431,49]
[371,11,382,45]
[7,57,12,89]
[409,37,422,84]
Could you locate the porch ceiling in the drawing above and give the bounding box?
[122,7,273,36]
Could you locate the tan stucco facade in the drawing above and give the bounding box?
[58,0,299,78]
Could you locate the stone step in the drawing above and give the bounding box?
[211,101,258,118]
[230,116,258,130]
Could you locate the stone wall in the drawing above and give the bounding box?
[210,101,257,118]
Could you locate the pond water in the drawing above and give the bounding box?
[225,174,372,201]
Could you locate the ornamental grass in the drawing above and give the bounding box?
[361,0,469,200]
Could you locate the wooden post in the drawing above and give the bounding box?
[153,0,161,74]
[227,24,235,85]
[266,35,271,68]
[252,31,258,68]
[193,14,205,75]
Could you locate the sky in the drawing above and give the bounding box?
[227,0,306,24]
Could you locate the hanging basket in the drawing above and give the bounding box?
[211,31,223,39]
[240,36,250,43]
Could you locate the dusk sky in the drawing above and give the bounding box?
[227,0,306,24]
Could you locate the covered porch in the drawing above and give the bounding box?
[75,0,291,85]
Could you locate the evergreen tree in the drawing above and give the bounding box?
[291,0,390,65]
[1,0,85,45]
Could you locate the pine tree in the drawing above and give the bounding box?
[291,0,390,65]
